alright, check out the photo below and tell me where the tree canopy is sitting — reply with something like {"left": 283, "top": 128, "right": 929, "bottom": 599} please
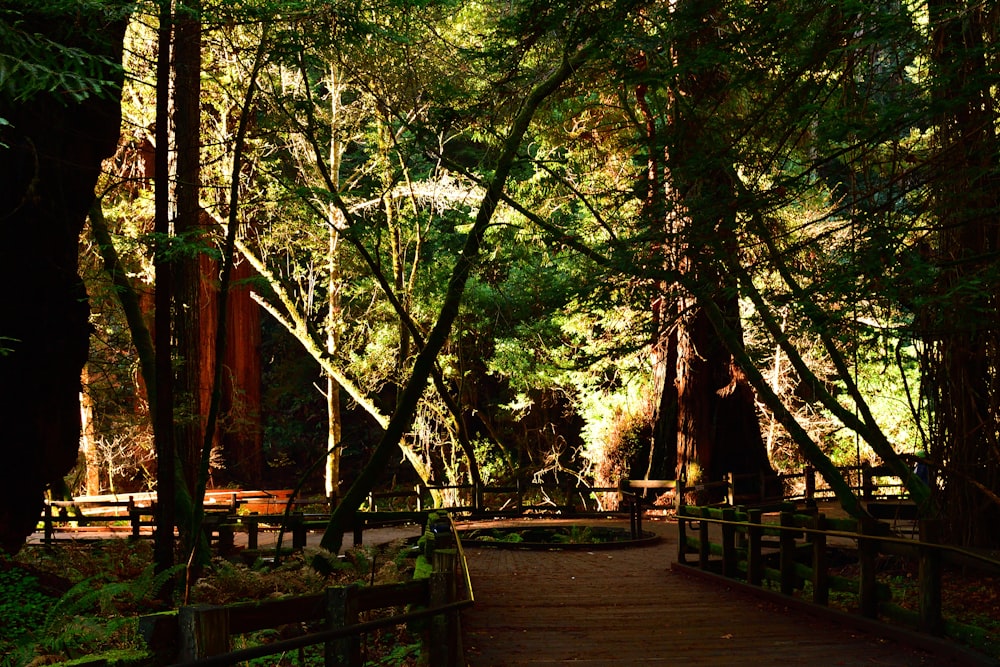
{"left": 2, "top": 0, "right": 999, "bottom": 553}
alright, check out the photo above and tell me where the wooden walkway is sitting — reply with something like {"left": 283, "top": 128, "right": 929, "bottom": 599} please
{"left": 459, "top": 518, "right": 985, "bottom": 666}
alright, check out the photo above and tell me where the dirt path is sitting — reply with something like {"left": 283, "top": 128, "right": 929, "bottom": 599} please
{"left": 459, "top": 517, "right": 985, "bottom": 666}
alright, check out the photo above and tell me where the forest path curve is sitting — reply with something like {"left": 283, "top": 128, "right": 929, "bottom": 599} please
{"left": 458, "top": 517, "right": 982, "bottom": 667}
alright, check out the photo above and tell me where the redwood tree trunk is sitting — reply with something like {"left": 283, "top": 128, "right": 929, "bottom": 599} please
{"left": 924, "top": 0, "right": 1000, "bottom": 548}
{"left": 216, "top": 258, "right": 263, "bottom": 487}
{"left": 0, "top": 8, "right": 127, "bottom": 553}
{"left": 171, "top": 1, "right": 206, "bottom": 500}
{"left": 659, "top": 0, "right": 775, "bottom": 501}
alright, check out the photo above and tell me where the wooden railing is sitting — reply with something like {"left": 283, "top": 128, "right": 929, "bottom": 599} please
{"left": 675, "top": 504, "right": 1000, "bottom": 659}
{"left": 140, "top": 512, "right": 473, "bottom": 667}
{"left": 40, "top": 497, "right": 156, "bottom": 545}
{"left": 36, "top": 464, "right": 918, "bottom": 551}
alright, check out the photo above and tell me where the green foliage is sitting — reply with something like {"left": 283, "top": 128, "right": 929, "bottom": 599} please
{"left": 0, "top": 563, "right": 53, "bottom": 654}
{"left": 412, "top": 554, "right": 432, "bottom": 580}
{"left": 0, "top": 1, "right": 130, "bottom": 110}
{"left": 1, "top": 542, "right": 179, "bottom": 666}
{"left": 36, "top": 564, "right": 180, "bottom": 658}
{"left": 0, "top": 335, "right": 16, "bottom": 356}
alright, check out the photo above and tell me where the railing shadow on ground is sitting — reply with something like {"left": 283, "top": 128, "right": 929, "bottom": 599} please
{"left": 674, "top": 503, "right": 1000, "bottom": 664}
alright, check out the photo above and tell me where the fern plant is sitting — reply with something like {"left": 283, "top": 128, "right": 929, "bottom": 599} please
{"left": 36, "top": 562, "right": 182, "bottom": 659}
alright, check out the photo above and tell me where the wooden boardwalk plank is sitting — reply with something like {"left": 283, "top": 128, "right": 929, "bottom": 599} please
{"left": 460, "top": 519, "right": 981, "bottom": 666}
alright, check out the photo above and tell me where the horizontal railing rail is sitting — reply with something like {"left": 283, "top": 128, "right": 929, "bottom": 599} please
{"left": 141, "top": 511, "right": 473, "bottom": 667}
{"left": 675, "top": 504, "right": 1000, "bottom": 659}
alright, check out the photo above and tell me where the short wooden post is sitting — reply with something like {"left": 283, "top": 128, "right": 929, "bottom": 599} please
{"left": 811, "top": 513, "right": 828, "bottom": 605}
{"left": 326, "top": 585, "right": 361, "bottom": 666}
{"left": 246, "top": 515, "right": 259, "bottom": 550}
{"left": 721, "top": 508, "right": 737, "bottom": 578}
{"left": 858, "top": 518, "right": 879, "bottom": 618}
{"left": 862, "top": 462, "right": 874, "bottom": 501}
{"left": 779, "top": 510, "right": 796, "bottom": 595}
{"left": 677, "top": 506, "right": 688, "bottom": 564}
{"left": 918, "top": 519, "right": 943, "bottom": 635}
{"left": 43, "top": 503, "right": 54, "bottom": 547}
{"left": 804, "top": 466, "right": 816, "bottom": 502}
{"left": 628, "top": 497, "right": 642, "bottom": 539}
{"left": 292, "top": 514, "right": 307, "bottom": 550}
{"left": 429, "top": 549, "right": 459, "bottom": 667}
{"left": 353, "top": 512, "right": 364, "bottom": 547}
{"left": 178, "top": 605, "right": 230, "bottom": 661}
{"left": 128, "top": 499, "right": 141, "bottom": 540}
{"left": 747, "top": 509, "right": 763, "bottom": 586}
{"left": 217, "top": 522, "right": 234, "bottom": 555}
{"left": 726, "top": 472, "right": 736, "bottom": 506}
{"left": 635, "top": 498, "right": 643, "bottom": 536}
{"left": 698, "top": 509, "right": 710, "bottom": 569}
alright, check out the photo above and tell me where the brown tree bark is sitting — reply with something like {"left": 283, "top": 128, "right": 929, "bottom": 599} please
{"left": 216, "top": 258, "right": 263, "bottom": 487}
{"left": 171, "top": 0, "right": 207, "bottom": 501}
{"left": 0, "top": 8, "right": 128, "bottom": 553}
{"left": 658, "top": 0, "right": 775, "bottom": 501}
{"left": 923, "top": 0, "right": 1000, "bottom": 548}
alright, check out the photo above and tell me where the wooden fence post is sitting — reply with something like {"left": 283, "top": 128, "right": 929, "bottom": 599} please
{"left": 178, "top": 605, "right": 230, "bottom": 661}
{"left": 779, "top": 510, "right": 796, "bottom": 595}
{"left": 811, "top": 513, "right": 828, "bottom": 605}
{"left": 289, "top": 514, "right": 305, "bottom": 550}
{"left": 747, "top": 509, "right": 763, "bottom": 586}
{"left": 677, "top": 506, "right": 688, "bottom": 565}
{"left": 726, "top": 472, "right": 736, "bottom": 507}
{"left": 429, "top": 549, "right": 460, "bottom": 667}
{"left": 858, "top": 518, "right": 879, "bottom": 618}
{"left": 246, "top": 515, "right": 259, "bottom": 550}
{"left": 628, "top": 497, "right": 643, "bottom": 539}
{"left": 862, "top": 462, "right": 875, "bottom": 501}
{"left": 697, "top": 508, "right": 710, "bottom": 569}
{"left": 128, "top": 498, "right": 141, "bottom": 540}
{"left": 326, "top": 584, "right": 361, "bottom": 667}
{"left": 43, "top": 503, "right": 53, "bottom": 547}
{"left": 353, "top": 512, "right": 364, "bottom": 547}
{"left": 721, "top": 508, "right": 737, "bottom": 578}
{"left": 918, "top": 519, "right": 943, "bottom": 635}
{"left": 804, "top": 466, "right": 816, "bottom": 502}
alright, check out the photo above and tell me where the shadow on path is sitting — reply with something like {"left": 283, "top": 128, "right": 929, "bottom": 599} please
{"left": 460, "top": 517, "right": 980, "bottom": 666}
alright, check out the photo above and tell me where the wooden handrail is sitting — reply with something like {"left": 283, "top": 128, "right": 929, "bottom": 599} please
{"left": 675, "top": 505, "right": 1000, "bottom": 658}
{"left": 151, "top": 511, "right": 473, "bottom": 667}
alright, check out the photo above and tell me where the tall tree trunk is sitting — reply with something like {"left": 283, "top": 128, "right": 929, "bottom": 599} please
{"left": 171, "top": 0, "right": 207, "bottom": 508}
{"left": 663, "top": 0, "right": 775, "bottom": 501}
{"left": 924, "top": 0, "right": 1000, "bottom": 547}
{"left": 324, "top": 63, "right": 346, "bottom": 503}
{"left": 0, "top": 7, "right": 128, "bottom": 554}
{"left": 80, "top": 366, "right": 102, "bottom": 496}
{"left": 153, "top": 0, "right": 178, "bottom": 576}
{"left": 217, "top": 258, "right": 263, "bottom": 487}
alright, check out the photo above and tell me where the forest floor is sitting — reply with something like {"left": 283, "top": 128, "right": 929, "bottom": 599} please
{"left": 11, "top": 512, "right": 999, "bottom": 665}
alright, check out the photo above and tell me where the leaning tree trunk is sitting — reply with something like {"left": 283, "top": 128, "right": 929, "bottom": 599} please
{"left": 0, "top": 8, "right": 128, "bottom": 554}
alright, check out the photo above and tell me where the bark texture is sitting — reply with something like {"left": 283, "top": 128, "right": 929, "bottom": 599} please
{"left": 0, "top": 9, "right": 127, "bottom": 553}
